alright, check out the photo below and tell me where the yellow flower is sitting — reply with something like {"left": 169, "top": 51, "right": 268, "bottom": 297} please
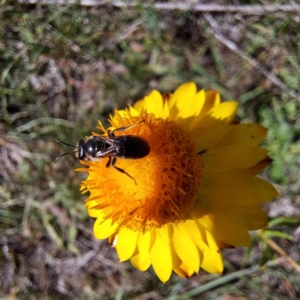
{"left": 77, "top": 82, "right": 278, "bottom": 282}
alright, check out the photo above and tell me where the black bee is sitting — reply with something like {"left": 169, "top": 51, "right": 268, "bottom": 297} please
{"left": 54, "top": 120, "right": 150, "bottom": 184}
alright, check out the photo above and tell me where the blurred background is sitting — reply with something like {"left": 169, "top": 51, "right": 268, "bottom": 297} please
{"left": 1, "top": 1, "right": 300, "bottom": 299}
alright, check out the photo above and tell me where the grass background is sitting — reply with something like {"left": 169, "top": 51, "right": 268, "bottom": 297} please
{"left": 1, "top": 0, "right": 300, "bottom": 299}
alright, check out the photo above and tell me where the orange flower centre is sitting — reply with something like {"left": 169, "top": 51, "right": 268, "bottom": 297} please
{"left": 79, "top": 110, "right": 202, "bottom": 231}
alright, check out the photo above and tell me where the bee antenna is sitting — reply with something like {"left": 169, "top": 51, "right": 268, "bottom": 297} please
{"left": 54, "top": 151, "right": 77, "bottom": 163}
{"left": 54, "top": 139, "right": 77, "bottom": 163}
{"left": 54, "top": 138, "right": 76, "bottom": 148}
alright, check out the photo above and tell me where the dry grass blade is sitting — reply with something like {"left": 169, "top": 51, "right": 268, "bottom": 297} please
{"left": 266, "top": 239, "right": 300, "bottom": 273}
{"left": 19, "top": 1, "right": 300, "bottom": 14}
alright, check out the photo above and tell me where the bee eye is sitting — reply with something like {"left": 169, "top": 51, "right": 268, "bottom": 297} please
{"left": 85, "top": 139, "right": 96, "bottom": 155}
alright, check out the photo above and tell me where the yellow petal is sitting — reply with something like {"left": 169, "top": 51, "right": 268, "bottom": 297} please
{"left": 150, "top": 227, "right": 173, "bottom": 283}
{"left": 188, "top": 219, "right": 223, "bottom": 273}
{"left": 129, "top": 105, "right": 141, "bottom": 117}
{"left": 134, "top": 90, "right": 169, "bottom": 118}
{"left": 86, "top": 199, "right": 103, "bottom": 218}
{"left": 130, "top": 250, "right": 151, "bottom": 271}
{"left": 175, "top": 89, "right": 206, "bottom": 120}
{"left": 191, "top": 119, "right": 231, "bottom": 153}
{"left": 179, "top": 263, "right": 195, "bottom": 278}
{"left": 132, "top": 99, "right": 145, "bottom": 113}
{"left": 130, "top": 231, "right": 152, "bottom": 271}
{"left": 181, "top": 219, "right": 205, "bottom": 255}
{"left": 169, "top": 82, "right": 197, "bottom": 120}
{"left": 188, "top": 89, "right": 221, "bottom": 125}
{"left": 200, "top": 229, "right": 223, "bottom": 273}
{"left": 199, "top": 90, "right": 221, "bottom": 118}
{"left": 138, "top": 231, "right": 151, "bottom": 253}
{"left": 173, "top": 89, "right": 207, "bottom": 131}
{"left": 189, "top": 102, "right": 238, "bottom": 152}
{"left": 192, "top": 89, "right": 206, "bottom": 117}
{"left": 196, "top": 171, "right": 277, "bottom": 246}
{"left": 215, "top": 123, "right": 267, "bottom": 148}
{"left": 190, "top": 101, "right": 237, "bottom": 136}
{"left": 116, "top": 228, "right": 139, "bottom": 261}
{"left": 230, "top": 207, "right": 268, "bottom": 230}
{"left": 209, "top": 101, "right": 238, "bottom": 121}
{"left": 172, "top": 223, "right": 200, "bottom": 273}
{"left": 93, "top": 213, "right": 118, "bottom": 239}
{"left": 202, "top": 145, "right": 268, "bottom": 172}
{"left": 170, "top": 242, "right": 190, "bottom": 278}
{"left": 198, "top": 214, "right": 251, "bottom": 246}
{"left": 243, "top": 156, "right": 273, "bottom": 175}
{"left": 200, "top": 170, "right": 278, "bottom": 207}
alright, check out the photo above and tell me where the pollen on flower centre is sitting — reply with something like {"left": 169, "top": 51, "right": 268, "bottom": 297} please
{"left": 80, "top": 111, "right": 202, "bottom": 231}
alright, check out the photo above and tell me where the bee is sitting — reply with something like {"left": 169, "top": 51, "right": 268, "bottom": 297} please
{"left": 54, "top": 120, "right": 150, "bottom": 184}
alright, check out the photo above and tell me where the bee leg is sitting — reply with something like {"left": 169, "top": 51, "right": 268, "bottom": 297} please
{"left": 108, "top": 120, "right": 145, "bottom": 137}
{"left": 110, "top": 157, "right": 137, "bottom": 185}
{"left": 106, "top": 156, "right": 112, "bottom": 168}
